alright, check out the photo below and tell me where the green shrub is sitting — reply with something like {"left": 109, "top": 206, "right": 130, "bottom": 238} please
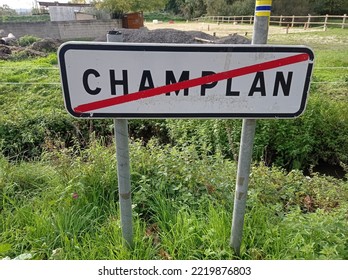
{"left": 1, "top": 32, "right": 348, "bottom": 175}
{"left": 143, "top": 12, "right": 185, "bottom": 22}
{"left": 18, "top": 35, "right": 41, "bottom": 47}
{"left": 1, "top": 141, "right": 348, "bottom": 259}
{"left": 165, "top": 90, "right": 348, "bottom": 171}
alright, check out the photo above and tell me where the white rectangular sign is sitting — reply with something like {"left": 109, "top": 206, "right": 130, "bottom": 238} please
{"left": 58, "top": 42, "right": 314, "bottom": 119}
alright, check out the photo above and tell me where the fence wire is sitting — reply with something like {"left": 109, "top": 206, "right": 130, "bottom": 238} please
{"left": 0, "top": 67, "right": 346, "bottom": 85}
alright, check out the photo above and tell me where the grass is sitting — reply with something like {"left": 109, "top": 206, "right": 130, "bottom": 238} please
{"left": 0, "top": 14, "right": 50, "bottom": 23}
{"left": 0, "top": 27, "right": 348, "bottom": 260}
{"left": 1, "top": 141, "right": 347, "bottom": 259}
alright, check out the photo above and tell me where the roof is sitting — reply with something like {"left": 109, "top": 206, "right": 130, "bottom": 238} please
{"left": 38, "top": 1, "right": 93, "bottom": 7}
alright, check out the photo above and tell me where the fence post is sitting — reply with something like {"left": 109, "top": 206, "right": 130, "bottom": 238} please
{"left": 342, "top": 14, "right": 347, "bottom": 29}
{"left": 279, "top": 15, "right": 282, "bottom": 26}
{"left": 250, "top": 16, "right": 253, "bottom": 25}
{"left": 291, "top": 15, "right": 295, "bottom": 27}
{"left": 306, "top": 14, "right": 311, "bottom": 29}
{"left": 324, "top": 14, "right": 328, "bottom": 31}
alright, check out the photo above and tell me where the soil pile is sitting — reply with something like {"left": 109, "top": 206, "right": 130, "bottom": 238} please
{"left": 1, "top": 28, "right": 250, "bottom": 59}
{"left": 0, "top": 45, "right": 11, "bottom": 59}
{"left": 31, "top": 38, "right": 62, "bottom": 53}
{"left": 99, "top": 27, "right": 251, "bottom": 44}
{"left": 0, "top": 37, "right": 62, "bottom": 60}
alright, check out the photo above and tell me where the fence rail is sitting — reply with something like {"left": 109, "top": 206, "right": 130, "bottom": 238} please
{"left": 195, "top": 14, "right": 347, "bottom": 30}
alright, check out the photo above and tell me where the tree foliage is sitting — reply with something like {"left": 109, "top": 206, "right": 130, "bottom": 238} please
{"left": 230, "top": 0, "right": 255, "bottom": 15}
{"left": 272, "top": 0, "right": 348, "bottom": 15}
{"left": 70, "top": 0, "right": 89, "bottom": 3}
{"left": 205, "top": 0, "right": 231, "bottom": 16}
{"left": 0, "top": 4, "right": 17, "bottom": 16}
{"left": 180, "top": 0, "right": 207, "bottom": 19}
{"left": 272, "top": 0, "right": 311, "bottom": 16}
{"left": 163, "top": 0, "right": 347, "bottom": 18}
{"left": 311, "top": 0, "right": 348, "bottom": 15}
{"left": 91, "top": 0, "right": 347, "bottom": 19}
{"left": 94, "top": 0, "right": 167, "bottom": 17}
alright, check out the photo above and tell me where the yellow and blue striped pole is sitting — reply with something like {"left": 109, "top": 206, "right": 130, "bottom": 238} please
{"left": 230, "top": 0, "right": 273, "bottom": 256}
{"left": 255, "top": 0, "right": 272, "bottom": 17}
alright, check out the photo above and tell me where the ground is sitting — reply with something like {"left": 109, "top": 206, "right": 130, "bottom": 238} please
{"left": 144, "top": 21, "right": 327, "bottom": 37}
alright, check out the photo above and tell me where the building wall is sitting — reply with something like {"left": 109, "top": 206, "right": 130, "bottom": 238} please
{"left": 48, "top": 6, "right": 97, "bottom": 21}
{"left": 76, "top": 13, "right": 96, "bottom": 21}
{"left": 0, "top": 20, "right": 122, "bottom": 40}
{"left": 49, "top": 6, "right": 77, "bottom": 21}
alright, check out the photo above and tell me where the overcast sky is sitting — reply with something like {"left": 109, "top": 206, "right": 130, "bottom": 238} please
{"left": 0, "top": 0, "right": 71, "bottom": 10}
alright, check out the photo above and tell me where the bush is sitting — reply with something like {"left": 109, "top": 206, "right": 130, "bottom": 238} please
{"left": 1, "top": 141, "right": 348, "bottom": 259}
{"left": 166, "top": 91, "right": 348, "bottom": 171}
{"left": 18, "top": 35, "right": 41, "bottom": 47}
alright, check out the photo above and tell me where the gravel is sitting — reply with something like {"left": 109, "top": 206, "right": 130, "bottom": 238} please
{"left": 1, "top": 28, "right": 250, "bottom": 59}
{"left": 97, "top": 27, "right": 251, "bottom": 44}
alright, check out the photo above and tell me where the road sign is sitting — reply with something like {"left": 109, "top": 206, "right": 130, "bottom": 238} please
{"left": 58, "top": 42, "right": 314, "bottom": 119}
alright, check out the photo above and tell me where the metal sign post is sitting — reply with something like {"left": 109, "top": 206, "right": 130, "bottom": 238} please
{"left": 114, "top": 118, "right": 133, "bottom": 247}
{"left": 230, "top": 0, "right": 273, "bottom": 255}
{"left": 107, "top": 31, "right": 133, "bottom": 247}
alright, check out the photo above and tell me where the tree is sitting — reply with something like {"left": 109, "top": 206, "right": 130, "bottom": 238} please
{"left": 165, "top": 0, "right": 184, "bottom": 14}
{"left": 0, "top": 4, "right": 17, "bottom": 16}
{"left": 94, "top": 0, "right": 166, "bottom": 17}
{"left": 133, "top": 0, "right": 168, "bottom": 11}
{"left": 272, "top": 0, "right": 312, "bottom": 16}
{"left": 231, "top": 0, "right": 254, "bottom": 16}
{"left": 311, "top": 0, "right": 348, "bottom": 15}
{"left": 180, "top": 0, "right": 206, "bottom": 19}
{"left": 94, "top": 0, "right": 130, "bottom": 17}
{"left": 271, "top": 0, "right": 348, "bottom": 16}
{"left": 70, "top": 0, "right": 88, "bottom": 3}
{"left": 205, "top": 0, "right": 233, "bottom": 16}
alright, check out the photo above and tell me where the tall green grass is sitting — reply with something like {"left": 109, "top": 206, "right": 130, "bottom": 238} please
{"left": 1, "top": 30, "right": 347, "bottom": 169}
{"left": 1, "top": 141, "right": 348, "bottom": 259}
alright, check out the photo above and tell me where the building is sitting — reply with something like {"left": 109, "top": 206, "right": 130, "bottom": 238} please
{"left": 38, "top": 1, "right": 96, "bottom": 21}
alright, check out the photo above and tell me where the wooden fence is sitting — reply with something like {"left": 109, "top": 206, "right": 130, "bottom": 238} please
{"left": 195, "top": 14, "right": 347, "bottom": 30}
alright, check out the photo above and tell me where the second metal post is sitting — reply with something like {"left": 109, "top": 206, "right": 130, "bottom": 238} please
{"left": 114, "top": 119, "right": 133, "bottom": 247}
{"left": 108, "top": 31, "right": 133, "bottom": 247}
{"left": 230, "top": 3, "right": 271, "bottom": 255}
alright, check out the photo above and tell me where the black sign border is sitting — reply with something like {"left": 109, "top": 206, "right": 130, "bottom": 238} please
{"left": 58, "top": 42, "right": 314, "bottom": 119}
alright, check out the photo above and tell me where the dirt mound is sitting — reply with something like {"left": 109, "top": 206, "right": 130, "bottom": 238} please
{"left": 215, "top": 33, "right": 251, "bottom": 44}
{"left": 98, "top": 28, "right": 251, "bottom": 44}
{"left": 12, "top": 48, "right": 47, "bottom": 59}
{"left": 121, "top": 28, "right": 217, "bottom": 44}
{"left": 0, "top": 45, "right": 11, "bottom": 60}
{"left": 0, "top": 37, "right": 62, "bottom": 60}
{"left": 31, "top": 38, "right": 62, "bottom": 53}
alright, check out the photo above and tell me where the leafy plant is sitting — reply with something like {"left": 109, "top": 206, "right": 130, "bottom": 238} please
{"left": 1, "top": 140, "right": 348, "bottom": 260}
{"left": 18, "top": 35, "right": 41, "bottom": 47}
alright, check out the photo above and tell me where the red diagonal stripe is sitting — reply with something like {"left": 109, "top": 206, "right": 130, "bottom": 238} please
{"left": 74, "top": 53, "right": 309, "bottom": 113}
